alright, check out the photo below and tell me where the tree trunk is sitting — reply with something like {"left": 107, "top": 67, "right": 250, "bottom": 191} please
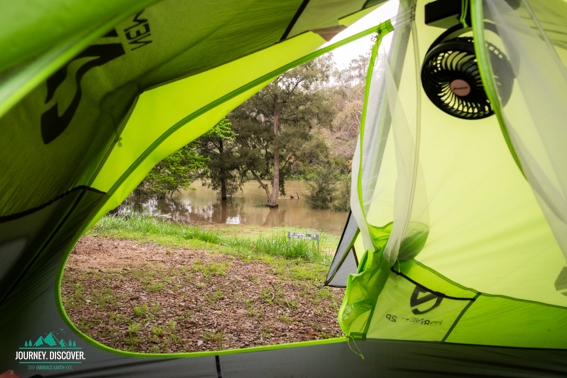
{"left": 220, "top": 179, "right": 227, "bottom": 200}
{"left": 219, "top": 139, "right": 227, "bottom": 200}
{"left": 269, "top": 100, "right": 281, "bottom": 207}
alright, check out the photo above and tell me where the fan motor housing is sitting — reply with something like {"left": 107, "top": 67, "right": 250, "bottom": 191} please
{"left": 450, "top": 79, "right": 471, "bottom": 97}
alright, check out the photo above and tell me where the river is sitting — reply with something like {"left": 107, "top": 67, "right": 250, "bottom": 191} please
{"left": 117, "top": 180, "right": 349, "bottom": 235}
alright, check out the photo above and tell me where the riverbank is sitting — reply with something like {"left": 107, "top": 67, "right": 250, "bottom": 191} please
{"left": 89, "top": 214, "right": 341, "bottom": 260}
{"left": 61, "top": 215, "right": 345, "bottom": 353}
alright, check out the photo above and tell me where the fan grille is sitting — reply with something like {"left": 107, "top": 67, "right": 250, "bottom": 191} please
{"left": 422, "top": 37, "right": 511, "bottom": 120}
{"left": 422, "top": 38, "right": 491, "bottom": 119}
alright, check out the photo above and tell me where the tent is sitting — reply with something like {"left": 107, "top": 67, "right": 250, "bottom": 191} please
{"left": 1, "top": 0, "right": 567, "bottom": 376}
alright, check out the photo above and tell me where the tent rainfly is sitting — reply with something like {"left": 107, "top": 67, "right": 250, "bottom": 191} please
{"left": 2, "top": 0, "right": 567, "bottom": 376}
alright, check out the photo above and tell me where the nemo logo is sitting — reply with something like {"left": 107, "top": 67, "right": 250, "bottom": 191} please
{"left": 410, "top": 285, "right": 443, "bottom": 315}
{"left": 40, "top": 10, "right": 154, "bottom": 144}
{"left": 40, "top": 32, "right": 125, "bottom": 144}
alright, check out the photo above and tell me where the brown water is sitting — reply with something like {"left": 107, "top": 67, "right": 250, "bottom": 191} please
{"left": 118, "top": 180, "right": 349, "bottom": 235}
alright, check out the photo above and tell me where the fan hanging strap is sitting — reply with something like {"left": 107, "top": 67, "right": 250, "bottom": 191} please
{"left": 460, "top": 0, "right": 470, "bottom": 28}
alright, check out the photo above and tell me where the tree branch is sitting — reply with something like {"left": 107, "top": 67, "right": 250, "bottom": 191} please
{"left": 251, "top": 170, "right": 271, "bottom": 201}
{"left": 282, "top": 155, "right": 294, "bottom": 170}
{"left": 283, "top": 79, "right": 303, "bottom": 102}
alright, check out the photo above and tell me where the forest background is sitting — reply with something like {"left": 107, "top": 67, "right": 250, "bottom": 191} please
{"left": 133, "top": 52, "right": 369, "bottom": 212}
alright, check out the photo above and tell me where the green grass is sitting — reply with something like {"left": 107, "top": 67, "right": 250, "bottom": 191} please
{"left": 85, "top": 215, "right": 335, "bottom": 293}
{"left": 146, "top": 282, "right": 166, "bottom": 292}
{"left": 74, "top": 282, "right": 85, "bottom": 301}
{"left": 205, "top": 289, "right": 224, "bottom": 304}
{"left": 92, "top": 214, "right": 221, "bottom": 244}
{"left": 128, "top": 322, "right": 142, "bottom": 334}
{"left": 133, "top": 304, "right": 148, "bottom": 317}
{"left": 279, "top": 315, "right": 293, "bottom": 323}
{"left": 89, "top": 214, "right": 337, "bottom": 264}
{"left": 202, "top": 331, "right": 224, "bottom": 349}
{"left": 191, "top": 260, "right": 231, "bottom": 281}
{"left": 151, "top": 326, "right": 166, "bottom": 337}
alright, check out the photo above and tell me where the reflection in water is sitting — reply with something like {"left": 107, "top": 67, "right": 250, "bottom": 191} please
{"left": 117, "top": 180, "right": 349, "bottom": 235}
{"left": 263, "top": 207, "right": 285, "bottom": 227}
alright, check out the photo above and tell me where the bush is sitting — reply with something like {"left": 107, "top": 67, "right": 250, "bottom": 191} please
{"left": 332, "top": 173, "right": 350, "bottom": 212}
{"left": 305, "top": 164, "right": 337, "bottom": 210}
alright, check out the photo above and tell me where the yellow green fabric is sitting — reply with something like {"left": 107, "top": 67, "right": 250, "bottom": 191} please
{"left": 473, "top": 0, "right": 567, "bottom": 260}
{"left": 338, "top": 0, "right": 567, "bottom": 351}
{"left": 446, "top": 295, "right": 567, "bottom": 348}
{"left": 366, "top": 271, "right": 475, "bottom": 341}
{"left": 339, "top": 247, "right": 390, "bottom": 338}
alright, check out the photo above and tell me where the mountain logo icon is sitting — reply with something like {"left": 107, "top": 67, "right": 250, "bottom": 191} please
{"left": 22, "top": 332, "right": 79, "bottom": 348}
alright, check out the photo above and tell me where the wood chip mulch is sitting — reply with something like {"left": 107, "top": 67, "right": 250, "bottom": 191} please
{"left": 61, "top": 235, "right": 345, "bottom": 354}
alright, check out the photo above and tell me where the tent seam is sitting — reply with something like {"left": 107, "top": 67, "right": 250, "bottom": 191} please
{"left": 390, "top": 267, "right": 477, "bottom": 300}
{"left": 280, "top": 0, "right": 311, "bottom": 41}
{"left": 0, "top": 186, "right": 105, "bottom": 223}
{"left": 441, "top": 292, "right": 480, "bottom": 343}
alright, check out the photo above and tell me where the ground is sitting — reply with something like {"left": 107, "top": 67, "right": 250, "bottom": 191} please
{"left": 61, "top": 235, "right": 345, "bottom": 354}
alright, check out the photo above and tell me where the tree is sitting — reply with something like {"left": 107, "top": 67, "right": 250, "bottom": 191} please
{"left": 332, "top": 170, "right": 351, "bottom": 212}
{"left": 305, "top": 155, "right": 350, "bottom": 211}
{"left": 230, "top": 56, "right": 336, "bottom": 207}
{"left": 305, "top": 163, "right": 337, "bottom": 209}
{"left": 134, "top": 142, "right": 208, "bottom": 199}
{"left": 304, "top": 53, "right": 370, "bottom": 211}
{"left": 324, "top": 53, "right": 370, "bottom": 161}
{"left": 198, "top": 118, "right": 240, "bottom": 200}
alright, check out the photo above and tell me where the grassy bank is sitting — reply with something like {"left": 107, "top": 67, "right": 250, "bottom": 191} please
{"left": 89, "top": 214, "right": 339, "bottom": 264}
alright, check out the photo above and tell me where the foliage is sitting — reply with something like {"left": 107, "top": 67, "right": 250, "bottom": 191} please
{"left": 305, "top": 162, "right": 338, "bottom": 210}
{"left": 131, "top": 53, "right": 369, "bottom": 209}
{"left": 134, "top": 143, "right": 208, "bottom": 199}
{"left": 303, "top": 146, "right": 351, "bottom": 211}
{"left": 197, "top": 118, "right": 241, "bottom": 200}
{"left": 301, "top": 53, "right": 370, "bottom": 211}
{"left": 332, "top": 171, "right": 351, "bottom": 212}
{"left": 230, "top": 55, "right": 336, "bottom": 207}
{"left": 325, "top": 53, "right": 370, "bottom": 161}
{"left": 134, "top": 119, "right": 239, "bottom": 200}
{"left": 334, "top": 53, "right": 369, "bottom": 87}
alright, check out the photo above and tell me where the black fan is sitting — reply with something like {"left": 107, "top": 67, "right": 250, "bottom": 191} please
{"left": 421, "top": 28, "right": 512, "bottom": 120}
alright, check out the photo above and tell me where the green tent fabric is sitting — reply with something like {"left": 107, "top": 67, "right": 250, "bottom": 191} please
{"left": 2, "top": 0, "right": 567, "bottom": 376}
{"left": 338, "top": 0, "right": 567, "bottom": 354}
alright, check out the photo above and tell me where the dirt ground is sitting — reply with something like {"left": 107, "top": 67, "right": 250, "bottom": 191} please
{"left": 61, "top": 235, "right": 345, "bottom": 353}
